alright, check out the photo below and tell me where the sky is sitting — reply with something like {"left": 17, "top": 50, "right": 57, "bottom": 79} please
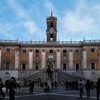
{"left": 0, "top": 0, "right": 100, "bottom": 41}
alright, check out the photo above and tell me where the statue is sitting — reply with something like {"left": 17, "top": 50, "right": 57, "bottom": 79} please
{"left": 46, "top": 63, "right": 52, "bottom": 78}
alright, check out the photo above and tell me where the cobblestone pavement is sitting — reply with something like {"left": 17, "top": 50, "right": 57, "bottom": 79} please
{"left": 4, "top": 87, "right": 97, "bottom": 100}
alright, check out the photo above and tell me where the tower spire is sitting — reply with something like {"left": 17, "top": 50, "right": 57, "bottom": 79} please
{"left": 51, "top": 4, "right": 53, "bottom": 17}
{"left": 51, "top": 11, "right": 53, "bottom": 17}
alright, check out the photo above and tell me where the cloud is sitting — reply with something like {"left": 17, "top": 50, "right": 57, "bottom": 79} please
{"left": 7, "top": 0, "right": 29, "bottom": 20}
{"left": 60, "top": 0, "right": 100, "bottom": 40}
{"left": 7, "top": 0, "right": 42, "bottom": 36}
{"left": 44, "top": 0, "right": 54, "bottom": 12}
{"left": 0, "top": 23, "right": 14, "bottom": 37}
{"left": 44, "top": 0, "right": 57, "bottom": 16}
{"left": 1, "top": 0, "right": 99, "bottom": 41}
{"left": 62, "top": 12, "right": 95, "bottom": 33}
{"left": 23, "top": 21, "right": 39, "bottom": 34}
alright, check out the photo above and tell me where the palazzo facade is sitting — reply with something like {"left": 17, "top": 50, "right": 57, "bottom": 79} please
{"left": 0, "top": 13, "right": 100, "bottom": 82}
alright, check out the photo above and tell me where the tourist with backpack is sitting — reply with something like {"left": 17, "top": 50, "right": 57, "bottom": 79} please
{"left": 8, "top": 77, "right": 17, "bottom": 100}
{"left": 79, "top": 80, "right": 84, "bottom": 98}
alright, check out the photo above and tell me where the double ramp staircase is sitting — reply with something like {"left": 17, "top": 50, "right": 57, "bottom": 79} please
{"left": 21, "top": 70, "right": 86, "bottom": 86}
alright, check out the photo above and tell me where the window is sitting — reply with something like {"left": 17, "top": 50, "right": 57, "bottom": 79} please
{"left": 63, "top": 63, "right": 66, "bottom": 70}
{"left": 50, "top": 34, "right": 53, "bottom": 38}
{"left": 35, "top": 64, "right": 39, "bottom": 70}
{"left": 50, "top": 23, "right": 53, "bottom": 27}
{"left": 36, "top": 50, "right": 39, "bottom": 53}
{"left": 50, "top": 34, "right": 53, "bottom": 41}
{"left": 22, "top": 63, "right": 26, "bottom": 70}
{"left": 23, "top": 49, "right": 26, "bottom": 54}
{"left": 5, "top": 62, "right": 10, "bottom": 69}
{"left": 91, "top": 48, "right": 95, "bottom": 52}
{"left": 91, "top": 62, "right": 95, "bottom": 69}
{"left": 6, "top": 48, "right": 10, "bottom": 53}
{"left": 63, "top": 50, "right": 66, "bottom": 53}
{"left": 76, "top": 63, "right": 79, "bottom": 70}
{"left": 75, "top": 49, "right": 80, "bottom": 54}
{"left": 50, "top": 50, "right": 53, "bottom": 53}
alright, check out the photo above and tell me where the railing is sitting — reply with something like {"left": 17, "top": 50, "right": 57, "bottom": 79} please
{"left": 0, "top": 40, "right": 18, "bottom": 43}
{"left": 20, "top": 41, "right": 47, "bottom": 44}
{"left": 83, "top": 40, "right": 100, "bottom": 43}
{"left": 0, "top": 39, "right": 100, "bottom": 45}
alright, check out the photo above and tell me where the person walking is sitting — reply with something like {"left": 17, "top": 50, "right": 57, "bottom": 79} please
{"left": 31, "top": 81, "right": 34, "bottom": 93}
{"left": 85, "top": 79, "right": 91, "bottom": 98}
{"left": 79, "top": 80, "right": 84, "bottom": 98}
{"left": 96, "top": 78, "right": 100, "bottom": 100}
{"left": 8, "top": 77, "right": 17, "bottom": 100}
{"left": 0, "top": 78, "right": 5, "bottom": 99}
{"left": 5, "top": 79, "right": 10, "bottom": 94}
{"left": 29, "top": 80, "right": 34, "bottom": 93}
{"left": 65, "top": 81, "right": 68, "bottom": 90}
{"left": 44, "top": 82, "right": 49, "bottom": 92}
{"left": 17, "top": 81, "right": 21, "bottom": 90}
{"left": 54, "top": 81, "right": 57, "bottom": 89}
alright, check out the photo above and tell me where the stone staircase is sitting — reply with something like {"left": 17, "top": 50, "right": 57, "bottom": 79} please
{"left": 22, "top": 70, "right": 86, "bottom": 86}
{"left": 57, "top": 70, "right": 78, "bottom": 86}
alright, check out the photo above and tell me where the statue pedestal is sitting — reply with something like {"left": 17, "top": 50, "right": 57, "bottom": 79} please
{"left": 47, "top": 77, "right": 53, "bottom": 89}
{"left": 44, "top": 67, "right": 58, "bottom": 90}
{"left": 48, "top": 79, "right": 51, "bottom": 89}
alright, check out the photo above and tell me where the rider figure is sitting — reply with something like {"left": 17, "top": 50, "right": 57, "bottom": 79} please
{"left": 46, "top": 63, "right": 52, "bottom": 78}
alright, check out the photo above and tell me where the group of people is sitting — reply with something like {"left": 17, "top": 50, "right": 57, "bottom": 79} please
{"left": 0, "top": 77, "right": 100, "bottom": 100}
{"left": 43, "top": 81, "right": 57, "bottom": 92}
{"left": 64, "top": 78, "right": 100, "bottom": 99}
{"left": 79, "top": 78, "right": 100, "bottom": 100}
{"left": 0, "top": 77, "right": 17, "bottom": 100}
{"left": 65, "top": 80, "right": 78, "bottom": 90}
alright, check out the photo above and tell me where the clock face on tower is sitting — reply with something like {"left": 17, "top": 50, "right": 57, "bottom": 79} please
{"left": 49, "top": 28, "right": 54, "bottom": 33}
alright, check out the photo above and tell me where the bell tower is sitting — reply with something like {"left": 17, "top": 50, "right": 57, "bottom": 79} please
{"left": 46, "top": 12, "right": 57, "bottom": 42}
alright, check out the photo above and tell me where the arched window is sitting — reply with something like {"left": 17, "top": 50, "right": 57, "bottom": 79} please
{"left": 50, "top": 34, "right": 53, "bottom": 41}
{"left": 63, "top": 63, "right": 66, "bottom": 70}
{"left": 75, "top": 62, "right": 80, "bottom": 70}
{"left": 35, "top": 63, "right": 39, "bottom": 70}
{"left": 50, "top": 23, "right": 53, "bottom": 27}
{"left": 21, "top": 62, "right": 27, "bottom": 70}
{"left": 90, "top": 62, "right": 95, "bottom": 69}
{"left": 6, "top": 48, "right": 11, "bottom": 53}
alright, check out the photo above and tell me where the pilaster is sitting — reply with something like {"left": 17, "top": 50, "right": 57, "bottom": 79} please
{"left": 29, "top": 49, "right": 33, "bottom": 69}
{"left": 82, "top": 49, "right": 87, "bottom": 69}
{"left": 57, "top": 50, "right": 61, "bottom": 69}
{"left": 42, "top": 50, "right": 46, "bottom": 69}
{"left": 15, "top": 48, "right": 20, "bottom": 69}
{"left": 69, "top": 50, "right": 73, "bottom": 69}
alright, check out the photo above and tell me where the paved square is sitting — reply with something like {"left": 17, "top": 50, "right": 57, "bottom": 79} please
{"left": 4, "top": 87, "right": 97, "bottom": 100}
